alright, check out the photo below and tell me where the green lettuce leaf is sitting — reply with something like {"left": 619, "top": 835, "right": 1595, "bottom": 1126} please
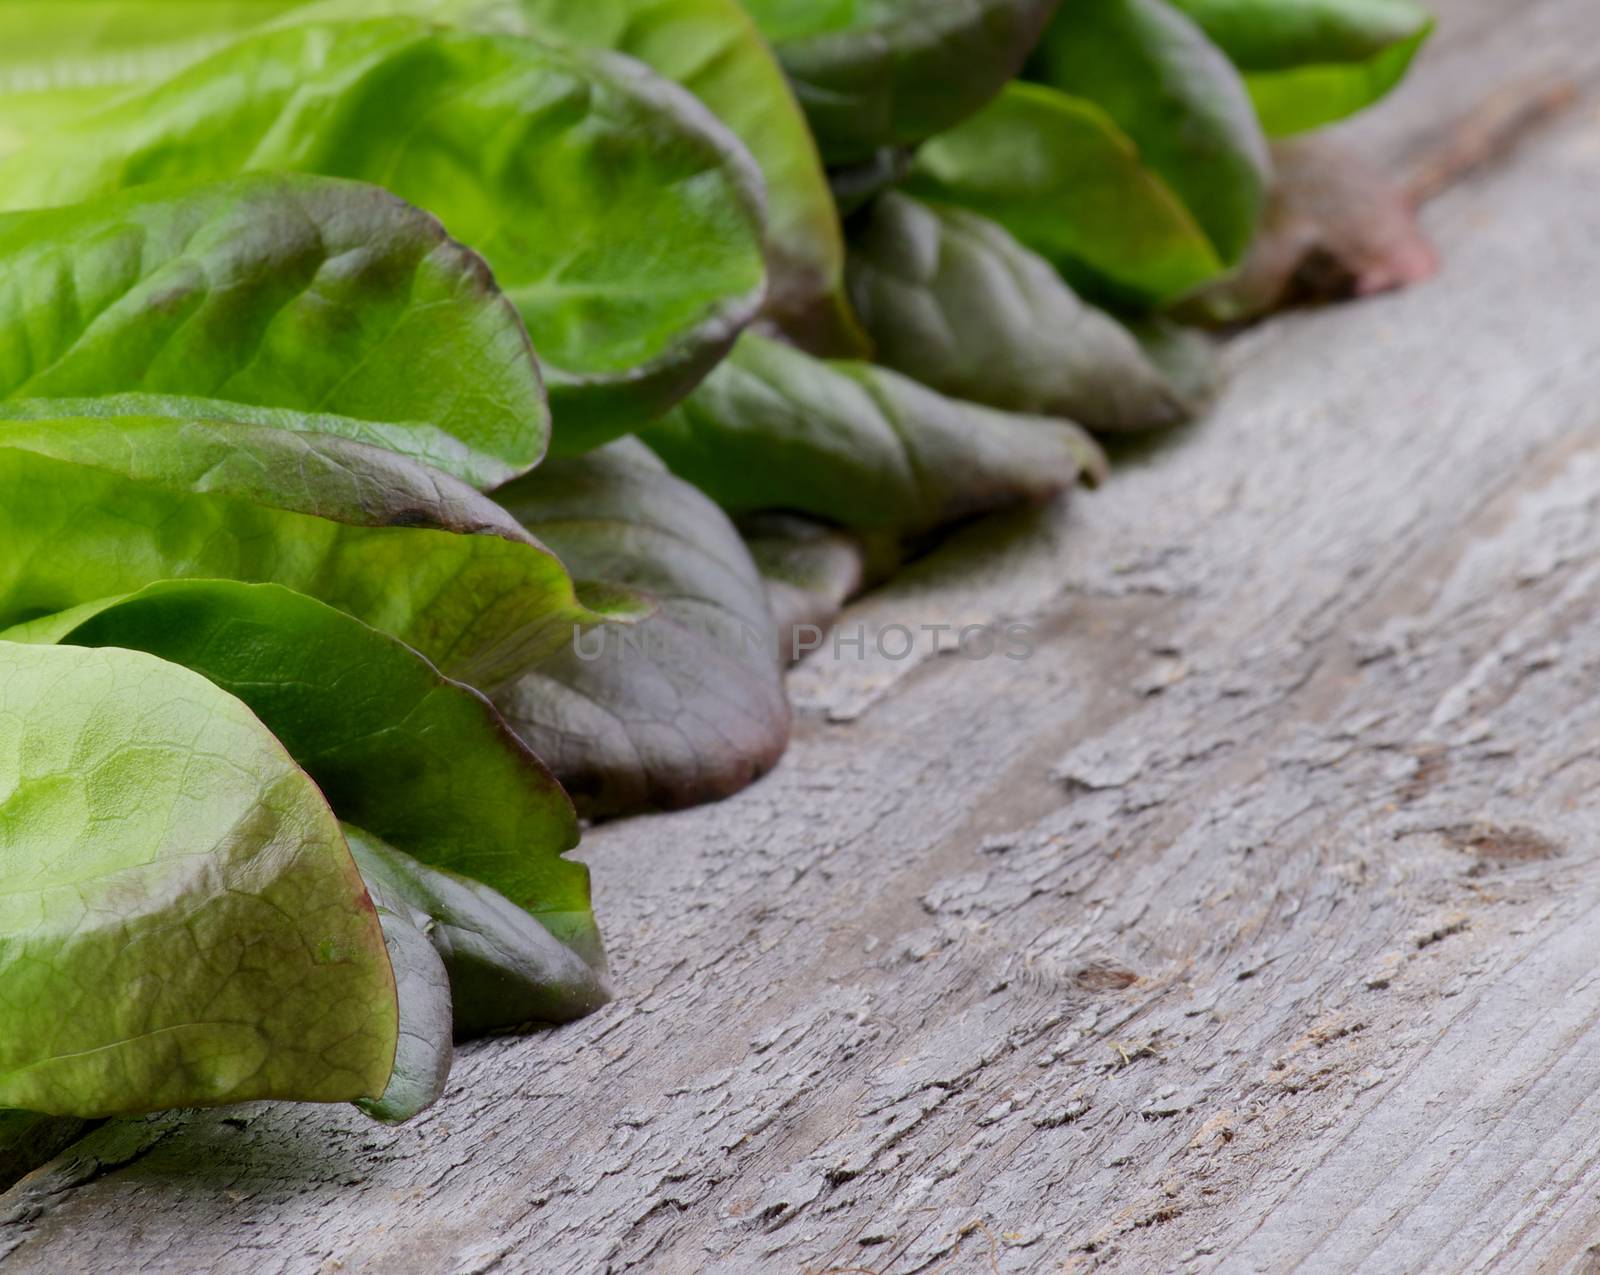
{"left": 353, "top": 851, "right": 455, "bottom": 1123}
{"left": 493, "top": 439, "right": 790, "bottom": 818}
{"left": 0, "top": 0, "right": 857, "bottom": 348}
{"left": 0, "top": 15, "right": 767, "bottom": 450}
{"left": 7, "top": 579, "right": 604, "bottom": 962}
{"left": 0, "top": 392, "right": 519, "bottom": 486}
{"left": 0, "top": 0, "right": 855, "bottom": 353}
{"left": 742, "top": 0, "right": 1062, "bottom": 165}
{"left": 350, "top": 830, "right": 612, "bottom": 1035}
{"left": 9, "top": 579, "right": 611, "bottom": 1106}
{"left": 0, "top": 640, "right": 397, "bottom": 1117}
{"left": 0, "top": 415, "right": 635, "bottom": 691}
{"left": 1125, "top": 316, "right": 1222, "bottom": 418}
{"left": 847, "top": 191, "right": 1209, "bottom": 430}
{"left": 829, "top": 145, "right": 917, "bottom": 216}
{"left": 0, "top": 3, "right": 293, "bottom": 151}
{"left": 506, "top": 0, "right": 867, "bottom": 355}
{"left": 741, "top": 512, "right": 891, "bottom": 659}
{"left": 1168, "top": 0, "right": 1433, "bottom": 135}
{"left": 1029, "top": 0, "right": 1268, "bottom": 265}
{"left": 905, "top": 82, "right": 1225, "bottom": 305}
{"left": 639, "top": 333, "right": 1107, "bottom": 540}
{"left": 0, "top": 174, "right": 547, "bottom": 489}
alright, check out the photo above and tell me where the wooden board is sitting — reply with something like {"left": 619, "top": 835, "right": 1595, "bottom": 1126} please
{"left": 7, "top": 2, "right": 1600, "bottom": 1270}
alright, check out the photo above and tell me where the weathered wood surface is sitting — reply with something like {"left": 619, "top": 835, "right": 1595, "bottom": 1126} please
{"left": 7, "top": 2, "right": 1600, "bottom": 1271}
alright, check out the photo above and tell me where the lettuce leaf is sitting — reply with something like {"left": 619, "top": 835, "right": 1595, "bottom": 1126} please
{"left": 741, "top": 512, "right": 887, "bottom": 659}
{"left": 742, "top": 0, "right": 1061, "bottom": 165}
{"left": 0, "top": 0, "right": 855, "bottom": 355}
{"left": 508, "top": 0, "right": 866, "bottom": 355}
{"left": 0, "top": 415, "right": 636, "bottom": 691}
{"left": 7, "top": 578, "right": 614, "bottom": 1119}
{"left": 494, "top": 439, "right": 790, "bottom": 817}
{"left": 8, "top": 579, "right": 604, "bottom": 961}
{"left": 0, "top": 2, "right": 291, "bottom": 150}
{"left": 0, "top": 174, "right": 547, "bottom": 489}
{"left": 640, "top": 333, "right": 1106, "bottom": 540}
{"left": 905, "top": 82, "right": 1226, "bottom": 306}
{"left": 1029, "top": 0, "right": 1268, "bottom": 265}
{"left": 350, "top": 829, "right": 612, "bottom": 1035}
{"left": 847, "top": 191, "right": 1210, "bottom": 430}
{"left": 0, "top": 16, "right": 767, "bottom": 450}
{"left": 1169, "top": 0, "right": 1433, "bottom": 135}
{"left": 355, "top": 861, "right": 455, "bottom": 1124}
{"left": 0, "top": 640, "right": 398, "bottom": 1117}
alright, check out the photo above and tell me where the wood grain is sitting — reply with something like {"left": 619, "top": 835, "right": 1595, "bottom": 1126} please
{"left": 6, "top": 2, "right": 1600, "bottom": 1271}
